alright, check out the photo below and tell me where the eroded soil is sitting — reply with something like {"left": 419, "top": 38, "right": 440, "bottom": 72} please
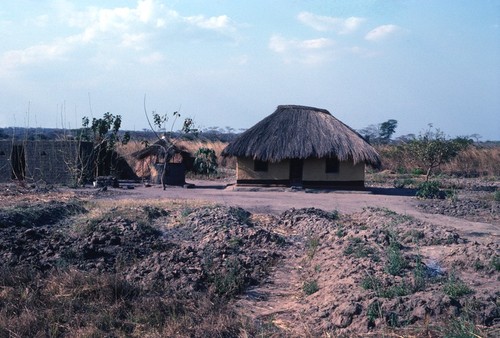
{"left": 0, "top": 181, "right": 498, "bottom": 336}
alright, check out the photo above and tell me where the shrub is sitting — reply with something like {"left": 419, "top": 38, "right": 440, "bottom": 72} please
{"left": 344, "top": 237, "right": 379, "bottom": 261}
{"left": 303, "top": 280, "right": 319, "bottom": 295}
{"left": 393, "top": 178, "right": 415, "bottom": 189}
{"left": 193, "top": 147, "right": 218, "bottom": 175}
{"left": 367, "top": 300, "right": 382, "bottom": 322}
{"left": 490, "top": 256, "right": 500, "bottom": 271}
{"left": 416, "top": 181, "right": 442, "bottom": 199}
{"left": 306, "top": 236, "right": 320, "bottom": 259}
{"left": 412, "top": 168, "right": 425, "bottom": 175}
{"left": 329, "top": 210, "right": 340, "bottom": 220}
{"left": 335, "top": 226, "right": 347, "bottom": 238}
{"left": 403, "top": 126, "right": 470, "bottom": 181}
{"left": 494, "top": 190, "right": 500, "bottom": 202}
{"left": 445, "top": 189, "right": 458, "bottom": 201}
{"left": 212, "top": 258, "right": 246, "bottom": 298}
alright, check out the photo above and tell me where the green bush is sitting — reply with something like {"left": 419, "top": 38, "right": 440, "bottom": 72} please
{"left": 302, "top": 280, "right": 319, "bottom": 295}
{"left": 494, "top": 190, "right": 500, "bottom": 202}
{"left": 490, "top": 256, "right": 500, "bottom": 271}
{"left": 193, "top": 147, "right": 218, "bottom": 175}
{"left": 416, "top": 181, "right": 442, "bottom": 199}
{"left": 393, "top": 178, "right": 415, "bottom": 189}
{"left": 344, "top": 237, "right": 379, "bottom": 261}
{"left": 367, "top": 300, "right": 382, "bottom": 322}
{"left": 411, "top": 168, "right": 425, "bottom": 175}
{"left": 212, "top": 259, "right": 246, "bottom": 297}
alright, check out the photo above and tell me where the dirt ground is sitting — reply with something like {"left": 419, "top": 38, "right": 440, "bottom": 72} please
{"left": 1, "top": 179, "right": 498, "bottom": 336}
{"left": 98, "top": 179, "right": 500, "bottom": 240}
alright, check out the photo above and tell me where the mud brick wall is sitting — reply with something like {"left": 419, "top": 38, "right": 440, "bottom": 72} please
{"left": 0, "top": 141, "right": 12, "bottom": 183}
{"left": 23, "top": 140, "right": 91, "bottom": 184}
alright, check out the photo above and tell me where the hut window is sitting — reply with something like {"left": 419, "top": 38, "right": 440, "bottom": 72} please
{"left": 325, "top": 158, "right": 339, "bottom": 173}
{"left": 40, "top": 151, "right": 47, "bottom": 156}
{"left": 254, "top": 160, "right": 268, "bottom": 172}
{"left": 0, "top": 151, "right": 5, "bottom": 156}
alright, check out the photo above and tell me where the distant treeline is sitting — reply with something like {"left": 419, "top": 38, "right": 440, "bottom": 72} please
{"left": 0, "top": 127, "right": 239, "bottom": 143}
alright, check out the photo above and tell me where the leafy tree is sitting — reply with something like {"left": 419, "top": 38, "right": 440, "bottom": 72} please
{"left": 359, "top": 119, "right": 398, "bottom": 144}
{"left": 379, "top": 119, "right": 398, "bottom": 143}
{"left": 359, "top": 124, "right": 380, "bottom": 143}
{"left": 404, "top": 125, "right": 470, "bottom": 181}
{"left": 143, "top": 96, "right": 198, "bottom": 189}
{"left": 81, "top": 112, "right": 130, "bottom": 177}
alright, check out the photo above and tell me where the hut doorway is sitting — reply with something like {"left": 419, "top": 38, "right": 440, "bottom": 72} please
{"left": 289, "top": 159, "right": 303, "bottom": 186}
{"left": 11, "top": 145, "right": 25, "bottom": 180}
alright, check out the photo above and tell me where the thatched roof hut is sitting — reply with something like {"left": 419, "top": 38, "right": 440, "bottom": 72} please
{"left": 222, "top": 105, "right": 380, "bottom": 167}
{"left": 130, "top": 138, "right": 193, "bottom": 186}
{"left": 131, "top": 138, "right": 191, "bottom": 162}
{"left": 222, "top": 105, "right": 380, "bottom": 188}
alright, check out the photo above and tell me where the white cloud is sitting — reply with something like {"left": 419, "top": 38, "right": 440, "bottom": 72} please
{"left": 33, "top": 14, "right": 50, "bottom": 27}
{"left": 269, "top": 35, "right": 333, "bottom": 53}
{"left": 269, "top": 34, "right": 335, "bottom": 65}
{"left": 185, "top": 14, "right": 233, "bottom": 32}
{"left": 300, "top": 38, "right": 333, "bottom": 49}
{"left": 137, "top": 0, "right": 155, "bottom": 23}
{"left": 365, "top": 24, "right": 400, "bottom": 41}
{"left": 121, "top": 33, "right": 148, "bottom": 49}
{"left": 269, "top": 35, "right": 288, "bottom": 53}
{"left": 139, "top": 52, "right": 165, "bottom": 64}
{"left": 298, "top": 12, "right": 365, "bottom": 34}
{"left": 1, "top": 0, "right": 238, "bottom": 71}
{"left": 1, "top": 40, "right": 71, "bottom": 68}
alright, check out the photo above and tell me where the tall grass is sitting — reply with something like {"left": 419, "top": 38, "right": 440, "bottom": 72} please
{"left": 377, "top": 144, "right": 500, "bottom": 177}
{"left": 0, "top": 267, "right": 246, "bottom": 337}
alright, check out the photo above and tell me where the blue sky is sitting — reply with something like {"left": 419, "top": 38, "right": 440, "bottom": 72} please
{"left": 1, "top": 0, "right": 499, "bottom": 140}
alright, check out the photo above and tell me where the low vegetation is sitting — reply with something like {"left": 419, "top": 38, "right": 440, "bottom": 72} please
{"left": 0, "top": 189, "right": 497, "bottom": 337}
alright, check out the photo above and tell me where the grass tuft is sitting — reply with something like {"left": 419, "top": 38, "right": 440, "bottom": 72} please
{"left": 443, "top": 272, "right": 473, "bottom": 298}
{"left": 303, "top": 280, "right": 319, "bottom": 295}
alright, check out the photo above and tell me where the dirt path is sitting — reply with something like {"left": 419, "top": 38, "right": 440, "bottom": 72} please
{"left": 102, "top": 181, "right": 500, "bottom": 241}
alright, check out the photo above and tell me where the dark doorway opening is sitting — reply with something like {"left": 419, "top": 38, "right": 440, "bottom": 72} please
{"left": 289, "top": 159, "right": 303, "bottom": 186}
{"left": 11, "top": 145, "right": 25, "bottom": 180}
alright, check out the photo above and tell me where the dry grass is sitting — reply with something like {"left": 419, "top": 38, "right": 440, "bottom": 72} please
{"left": 442, "top": 145, "right": 500, "bottom": 177}
{"left": 0, "top": 267, "right": 245, "bottom": 337}
{"left": 376, "top": 144, "right": 500, "bottom": 177}
{"left": 175, "top": 139, "right": 235, "bottom": 168}
{"left": 116, "top": 139, "right": 235, "bottom": 180}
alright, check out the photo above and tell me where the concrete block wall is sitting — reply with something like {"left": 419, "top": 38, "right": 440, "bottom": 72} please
{"left": 0, "top": 140, "right": 93, "bottom": 185}
{"left": 0, "top": 141, "right": 12, "bottom": 183}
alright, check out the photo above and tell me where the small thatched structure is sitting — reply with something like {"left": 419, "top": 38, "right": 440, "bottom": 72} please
{"left": 222, "top": 105, "right": 381, "bottom": 188}
{"left": 131, "top": 138, "right": 193, "bottom": 186}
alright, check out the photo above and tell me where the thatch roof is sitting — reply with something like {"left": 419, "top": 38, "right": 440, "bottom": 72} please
{"left": 222, "top": 105, "right": 381, "bottom": 167}
{"left": 131, "top": 138, "right": 190, "bottom": 162}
